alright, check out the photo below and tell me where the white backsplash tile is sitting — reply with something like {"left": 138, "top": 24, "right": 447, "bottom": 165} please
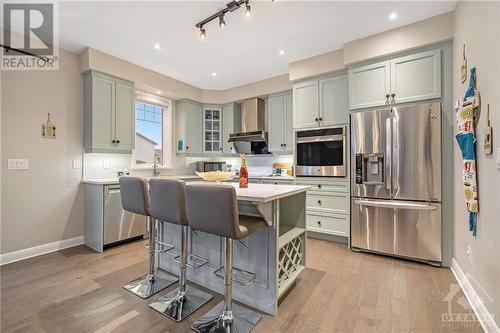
{"left": 83, "top": 153, "right": 131, "bottom": 179}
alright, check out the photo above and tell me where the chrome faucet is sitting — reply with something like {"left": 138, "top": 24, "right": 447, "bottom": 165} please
{"left": 153, "top": 155, "right": 162, "bottom": 177}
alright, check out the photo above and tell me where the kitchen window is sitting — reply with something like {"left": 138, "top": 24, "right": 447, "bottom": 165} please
{"left": 131, "top": 92, "right": 173, "bottom": 169}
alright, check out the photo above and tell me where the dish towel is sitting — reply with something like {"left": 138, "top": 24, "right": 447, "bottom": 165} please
{"left": 454, "top": 67, "right": 480, "bottom": 236}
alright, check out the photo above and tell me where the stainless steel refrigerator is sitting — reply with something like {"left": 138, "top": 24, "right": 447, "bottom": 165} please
{"left": 350, "top": 102, "right": 442, "bottom": 265}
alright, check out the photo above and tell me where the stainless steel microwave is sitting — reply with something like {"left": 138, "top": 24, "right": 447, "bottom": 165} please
{"left": 295, "top": 127, "right": 346, "bottom": 177}
{"left": 196, "top": 161, "right": 226, "bottom": 172}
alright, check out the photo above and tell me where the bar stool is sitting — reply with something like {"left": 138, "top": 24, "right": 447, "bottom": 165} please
{"left": 148, "top": 178, "right": 213, "bottom": 321}
{"left": 186, "top": 184, "right": 266, "bottom": 333}
{"left": 119, "top": 176, "right": 178, "bottom": 298}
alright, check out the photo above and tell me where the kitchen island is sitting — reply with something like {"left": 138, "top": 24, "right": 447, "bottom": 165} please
{"left": 158, "top": 183, "right": 309, "bottom": 316}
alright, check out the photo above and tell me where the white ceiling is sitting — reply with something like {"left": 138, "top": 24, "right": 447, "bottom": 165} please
{"left": 55, "top": 1, "right": 456, "bottom": 90}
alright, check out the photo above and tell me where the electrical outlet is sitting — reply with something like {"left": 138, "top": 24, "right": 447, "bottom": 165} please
{"left": 72, "top": 160, "right": 81, "bottom": 169}
{"left": 7, "top": 159, "right": 29, "bottom": 170}
{"left": 467, "top": 246, "right": 472, "bottom": 265}
{"left": 103, "top": 160, "right": 110, "bottom": 169}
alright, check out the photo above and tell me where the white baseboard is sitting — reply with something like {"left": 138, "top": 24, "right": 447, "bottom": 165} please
{"left": 0, "top": 236, "right": 84, "bottom": 266}
{"left": 451, "top": 258, "right": 500, "bottom": 333}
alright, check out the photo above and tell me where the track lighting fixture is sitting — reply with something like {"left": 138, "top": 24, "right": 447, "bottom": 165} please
{"left": 199, "top": 27, "right": 207, "bottom": 40}
{"left": 219, "top": 14, "right": 226, "bottom": 28}
{"left": 195, "top": 0, "right": 253, "bottom": 40}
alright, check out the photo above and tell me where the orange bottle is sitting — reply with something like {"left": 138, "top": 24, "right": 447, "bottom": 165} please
{"left": 239, "top": 154, "right": 248, "bottom": 188}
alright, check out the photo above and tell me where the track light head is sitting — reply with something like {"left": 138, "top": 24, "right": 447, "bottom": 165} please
{"left": 199, "top": 27, "right": 207, "bottom": 40}
{"left": 219, "top": 14, "right": 226, "bottom": 28}
{"left": 243, "top": 1, "right": 252, "bottom": 19}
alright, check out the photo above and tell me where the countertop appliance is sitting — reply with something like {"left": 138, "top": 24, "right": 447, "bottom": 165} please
{"left": 228, "top": 98, "right": 270, "bottom": 155}
{"left": 196, "top": 161, "right": 226, "bottom": 172}
{"left": 350, "top": 102, "right": 442, "bottom": 265}
{"left": 84, "top": 183, "right": 146, "bottom": 252}
{"left": 295, "top": 126, "right": 346, "bottom": 177}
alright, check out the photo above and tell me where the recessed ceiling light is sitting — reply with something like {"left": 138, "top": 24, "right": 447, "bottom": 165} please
{"left": 156, "top": 90, "right": 162, "bottom": 95}
{"left": 154, "top": 43, "right": 161, "bottom": 50}
{"left": 279, "top": 49, "right": 285, "bottom": 55}
{"left": 389, "top": 11, "right": 397, "bottom": 20}
{"left": 212, "top": 72, "right": 217, "bottom": 77}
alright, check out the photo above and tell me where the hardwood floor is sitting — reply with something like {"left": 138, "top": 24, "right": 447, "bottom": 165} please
{"left": 1, "top": 238, "right": 482, "bottom": 333}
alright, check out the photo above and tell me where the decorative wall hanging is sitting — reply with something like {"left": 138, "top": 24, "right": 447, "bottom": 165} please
{"left": 484, "top": 104, "right": 493, "bottom": 155}
{"left": 461, "top": 44, "right": 468, "bottom": 84}
{"left": 41, "top": 113, "right": 56, "bottom": 139}
{"left": 454, "top": 67, "right": 480, "bottom": 236}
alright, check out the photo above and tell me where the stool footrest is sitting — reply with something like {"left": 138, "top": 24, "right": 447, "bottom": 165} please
{"left": 214, "top": 266, "right": 256, "bottom": 286}
{"left": 145, "top": 241, "right": 175, "bottom": 254}
{"left": 174, "top": 253, "right": 209, "bottom": 269}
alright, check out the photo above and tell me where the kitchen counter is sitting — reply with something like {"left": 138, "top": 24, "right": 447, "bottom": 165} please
{"left": 81, "top": 174, "right": 201, "bottom": 185}
{"left": 158, "top": 183, "right": 308, "bottom": 316}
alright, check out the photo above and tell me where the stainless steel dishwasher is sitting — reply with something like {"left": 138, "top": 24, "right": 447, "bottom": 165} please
{"left": 84, "top": 183, "right": 147, "bottom": 252}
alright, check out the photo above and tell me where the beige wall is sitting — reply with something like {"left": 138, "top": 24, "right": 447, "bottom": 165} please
{"left": 1, "top": 46, "right": 84, "bottom": 253}
{"left": 453, "top": 0, "right": 500, "bottom": 327}
{"left": 289, "top": 49, "right": 344, "bottom": 81}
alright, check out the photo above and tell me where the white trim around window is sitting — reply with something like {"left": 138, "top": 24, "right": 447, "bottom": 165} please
{"left": 131, "top": 91, "right": 173, "bottom": 170}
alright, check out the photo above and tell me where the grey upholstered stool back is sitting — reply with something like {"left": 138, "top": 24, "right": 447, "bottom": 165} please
{"left": 149, "top": 178, "right": 188, "bottom": 226}
{"left": 186, "top": 184, "right": 245, "bottom": 240}
{"left": 119, "top": 176, "right": 150, "bottom": 216}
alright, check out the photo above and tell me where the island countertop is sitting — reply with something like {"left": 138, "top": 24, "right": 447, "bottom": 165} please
{"left": 188, "top": 182, "right": 309, "bottom": 203}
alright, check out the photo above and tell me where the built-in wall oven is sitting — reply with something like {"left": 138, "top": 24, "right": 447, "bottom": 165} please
{"left": 295, "top": 126, "right": 346, "bottom": 177}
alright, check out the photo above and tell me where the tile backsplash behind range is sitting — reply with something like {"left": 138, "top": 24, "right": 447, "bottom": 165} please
{"left": 83, "top": 153, "right": 131, "bottom": 179}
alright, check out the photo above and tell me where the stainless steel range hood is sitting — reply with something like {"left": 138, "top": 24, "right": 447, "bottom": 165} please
{"left": 228, "top": 98, "right": 269, "bottom": 155}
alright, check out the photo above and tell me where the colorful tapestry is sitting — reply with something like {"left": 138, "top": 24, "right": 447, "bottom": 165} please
{"left": 454, "top": 67, "right": 480, "bottom": 236}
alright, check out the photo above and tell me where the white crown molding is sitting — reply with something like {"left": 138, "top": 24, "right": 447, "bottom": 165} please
{"left": 451, "top": 258, "right": 500, "bottom": 333}
{"left": 0, "top": 236, "right": 84, "bottom": 266}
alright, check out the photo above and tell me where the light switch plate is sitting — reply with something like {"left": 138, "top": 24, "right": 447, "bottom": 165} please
{"left": 103, "top": 160, "right": 111, "bottom": 169}
{"left": 8, "top": 159, "right": 29, "bottom": 170}
{"left": 72, "top": 160, "right": 81, "bottom": 169}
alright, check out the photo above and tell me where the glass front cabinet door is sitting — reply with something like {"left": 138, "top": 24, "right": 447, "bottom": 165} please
{"left": 203, "top": 106, "right": 222, "bottom": 154}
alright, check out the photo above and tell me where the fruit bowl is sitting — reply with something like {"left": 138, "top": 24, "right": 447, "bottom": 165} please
{"left": 195, "top": 171, "right": 236, "bottom": 183}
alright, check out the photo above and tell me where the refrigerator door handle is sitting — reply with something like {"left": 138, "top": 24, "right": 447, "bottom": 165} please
{"left": 354, "top": 199, "right": 438, "bottom": 211}
{"left": 385, "top": 116, "right": 392, "bottom": 195}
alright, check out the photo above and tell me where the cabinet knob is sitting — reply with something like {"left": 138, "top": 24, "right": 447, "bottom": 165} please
{"left": 385, "top": 94, "right": 390, "bottom": 100}
{"left": 280, "top": 144, "right": 283, "bottom": 147}
{"left": 317, "top": 221, "right": 322, "bottom": 225}
{"left": 315, "top": 117, "right": 318, "bottom": 121}
{"left": 283, "top": 143, "right": 286, "bottom": 147}
{"left": 112, "top": 139, "right": 116, "bottom": 143}
{"left": 319, "top": 117, "right": 323, "bottom": 121}
{"left": 317, "top": 184, "right": 322, "bottom": 189}
{"left": 116, "top": 139, "right": 120, "bottom": 144}
{"left": 391, "top": 93, "right": 395, "bottom": 98}
{"left": 186, "top": 146, "right": 189, "bottom": 150}
{"left": 317, "top": 200, "right": 322, "bottom": 205}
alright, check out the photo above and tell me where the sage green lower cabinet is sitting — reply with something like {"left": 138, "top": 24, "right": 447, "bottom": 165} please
{"left": 222, "top": 103, "right": 242, "bottom": 155}
{"left": 176, "top": 99, "right": 203, "bottom": 155}
{"left": 296, "top": 178, "right": 350, "bottom": 244}
{"left": 84, "top": 70, "right": 135, "bottom": 154}
{"left": 267, "top": 92, "right": 293, "bottom": 153}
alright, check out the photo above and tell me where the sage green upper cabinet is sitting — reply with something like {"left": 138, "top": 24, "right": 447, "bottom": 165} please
{"left": 203, "top": 105, "right": 223, "bottom": 154}
{"left": 114, "top": 82, "right": 135, "bottom": 152}
{"left": 268, "top": 92, "right": 293, "bottom": 152}
{"left": 348, "top": 49, "right": 442, "bottom": 110}
{"left": 222, "top": 103, "right": 241, "bottom": 155}
{"left": 319, "top": 74, "right": 348, "bottom": 126}
{"left": 84, "top": 71, "right": 135, "bottom": 154}
{"left": 293, "top": 80, "right": 319, "bottom": 129}
{"left": 390, "top": 49, "right": 441, "bottom": 105}
{"left": 349, "top": 61, "right": 391, "bottom": 110}
{"left": 176, "top": 99, "right": 202, "bottom": 155}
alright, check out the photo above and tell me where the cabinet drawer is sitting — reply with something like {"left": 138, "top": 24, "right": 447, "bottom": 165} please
{"left": 306, "top": 213, "right": 348, "bottom": 237}
{"left": 306, "top": 192, "right": 349, "bottom": 214}
{"left": 295, "top": 180, "right": 348, "bottom": 193}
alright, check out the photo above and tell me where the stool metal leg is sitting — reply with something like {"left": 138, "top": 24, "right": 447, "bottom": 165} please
{"left": 123, "top": 217, "right": 178, "bottom": 299}
{"left": 191, "top": 238, "right": 262, "bottom": 333}
{"left": 149, "top": 225, "right": 213, "bottom": 321}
